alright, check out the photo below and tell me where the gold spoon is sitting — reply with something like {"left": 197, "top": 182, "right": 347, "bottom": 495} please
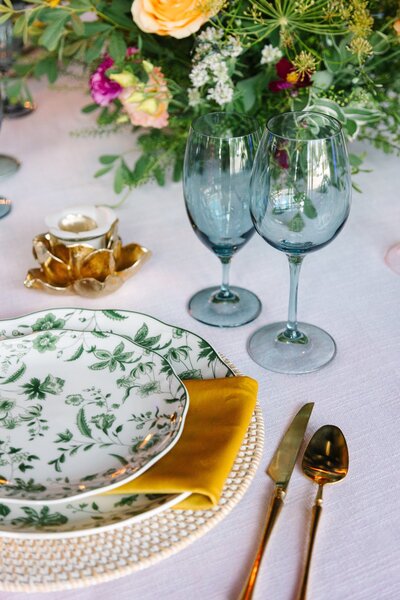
{"left": 297, "top": 425, "right": 349, "bottom": 600}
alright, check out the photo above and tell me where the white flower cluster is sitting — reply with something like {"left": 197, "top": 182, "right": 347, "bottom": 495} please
{"left": 187, "top": 27, "right": 243, "bottom": 107}
{"left": 260, "top": 44, "right": 283, "bottom": 65}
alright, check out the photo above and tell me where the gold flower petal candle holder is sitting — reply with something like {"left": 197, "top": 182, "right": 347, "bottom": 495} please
{"left": 24, "top": 212, "right": 151, "bottom": 298}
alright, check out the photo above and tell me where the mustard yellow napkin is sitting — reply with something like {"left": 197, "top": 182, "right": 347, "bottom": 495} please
{"left": 104, "top": 376, "right": 258, "bottom": 509}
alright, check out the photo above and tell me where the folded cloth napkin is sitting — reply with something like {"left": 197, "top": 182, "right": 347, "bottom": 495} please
{"left": 104, "top": 376, "right": 258, "bottom": 510}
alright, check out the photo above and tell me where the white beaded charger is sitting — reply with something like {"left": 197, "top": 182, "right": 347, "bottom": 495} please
{"left": 0, "top": 362, "right": 264, "bottom": 593}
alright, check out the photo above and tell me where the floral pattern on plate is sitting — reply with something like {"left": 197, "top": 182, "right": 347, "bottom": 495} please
{"left": 0, "top": 308, "right": 233, "bottom": 380}
{"left": 0, "top": 330, "right": 188, "bottom": 503}
{"left": 0, "top": 491, "right": 189, "bottom": 539}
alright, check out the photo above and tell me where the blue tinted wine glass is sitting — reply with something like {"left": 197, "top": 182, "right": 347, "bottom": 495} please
{"left": 249, "top": 111, "right": 351, "bottom": 373}
{"left": 183, "top": 112, "right": 262, "bottom": 327}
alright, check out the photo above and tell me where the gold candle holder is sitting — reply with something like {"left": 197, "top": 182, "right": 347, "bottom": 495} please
{"left": 25, "top": 218, "right": 151, "bottom": 298}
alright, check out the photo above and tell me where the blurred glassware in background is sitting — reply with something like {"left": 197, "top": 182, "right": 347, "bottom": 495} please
{"left": 0, "top": 7, "right": 35, "bottom": 119}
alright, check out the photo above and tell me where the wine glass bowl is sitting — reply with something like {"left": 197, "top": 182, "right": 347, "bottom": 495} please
{"left": 248, "top": 111, "right": 351, "bottom": 373}
{"left": 183, "top": 112, "right": 262, "bottom": 327}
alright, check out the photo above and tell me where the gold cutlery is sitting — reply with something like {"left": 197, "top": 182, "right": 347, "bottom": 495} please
{"left": 297, "top": 425, "right": 349, "bottom": 600}
{"left": 239, "top": 402, "right": 314, "bottom": 600}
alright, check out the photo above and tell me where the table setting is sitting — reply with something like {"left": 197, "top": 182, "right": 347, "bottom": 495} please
{"left": 0, "top": 2, "right": 399, "bottom": 599}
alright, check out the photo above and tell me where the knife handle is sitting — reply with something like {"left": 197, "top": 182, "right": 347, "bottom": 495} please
{"left": 238, "top": 486, "right": 286, "bottom": 600}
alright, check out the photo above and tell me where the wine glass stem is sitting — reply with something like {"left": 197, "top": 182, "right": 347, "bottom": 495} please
{"left": 285, "top": 255, "right": 304, "bottom": 341}
{"left": 213, "top": 257, "right": 237, "bottom": 302}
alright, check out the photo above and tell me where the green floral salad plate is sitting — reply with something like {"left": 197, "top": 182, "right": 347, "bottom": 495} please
{"left": 0, "top": 329, "right": 188, "bottom": 504}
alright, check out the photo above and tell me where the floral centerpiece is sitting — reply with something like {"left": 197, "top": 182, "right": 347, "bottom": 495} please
{"left": 3, "top": 0, "right": 400, "bottom": 197}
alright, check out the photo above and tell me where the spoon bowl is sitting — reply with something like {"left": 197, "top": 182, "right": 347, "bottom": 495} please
{"left": 297, "top": 425, "right": 349, "bottom": 600}
{"left": 302, "top": 425, "right": 349, "bottom": 486}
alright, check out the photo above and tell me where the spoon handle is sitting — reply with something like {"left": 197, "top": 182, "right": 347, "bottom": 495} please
{"left": 238, "top": 486, "right": 285, "bottom": 600}
{"left": 298, "top": 488, "right": 323, "bottom": 600}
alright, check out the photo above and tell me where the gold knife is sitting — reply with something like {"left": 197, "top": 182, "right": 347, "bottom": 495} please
{"left": 239, "top": 402, "right": 314, "bottom": 600}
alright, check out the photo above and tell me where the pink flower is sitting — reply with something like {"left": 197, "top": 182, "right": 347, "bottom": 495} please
{"left": 90, "top": 56, "right": 122, "bottom": 106}
{"left": 120, "top": 66, "right": 170, "bottom": 129}
{"left": 89, "top": 48, "right": 139, "bottom": 106}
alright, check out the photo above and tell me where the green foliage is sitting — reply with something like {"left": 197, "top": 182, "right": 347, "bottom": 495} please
{"left": 5, "top": 0, "right": 399, "bottom": 200}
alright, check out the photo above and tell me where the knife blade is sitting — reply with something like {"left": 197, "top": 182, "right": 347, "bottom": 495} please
{"left": 267, "top": 402, "right": 314, "bottom": 491}
{"left": 239, "top": 402, "right": 314, "bottom": 600}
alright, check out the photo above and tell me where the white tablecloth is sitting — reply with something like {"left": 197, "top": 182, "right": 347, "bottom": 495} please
{"left": 0, "top": 80, "right": 399, "bottom": 600}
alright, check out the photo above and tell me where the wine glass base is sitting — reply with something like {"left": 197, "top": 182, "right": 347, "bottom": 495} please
{"left": 0, "top": 155, "right": 20, "bottom": 179}
{"left": 0, "top": 197, "right": 11, "bottom": 219}
{"left": 385, "top": 243, "right": 400, "bottom": 275}
{"left": 248, "top": 321, "right": 336, "bottom": 374}
{"left": 188, "top": 286, "right": 261, "bottom": 328}
{"left": 4, "top": 101, "right": 36, "bottom": 119}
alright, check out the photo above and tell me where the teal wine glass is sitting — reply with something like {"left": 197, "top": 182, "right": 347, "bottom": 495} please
{"left": 183, "top": 112, "right": 262, "bottom": 327}
{"left": 249, "top": 111, "right": 351, "bottom": 373}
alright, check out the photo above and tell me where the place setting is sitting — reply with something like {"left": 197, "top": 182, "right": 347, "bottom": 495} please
{"left": 0, "top": 107, "right": 353, "bottom": 595}
{"left": 0, "top": 1, "right": 397, "bottom": 596}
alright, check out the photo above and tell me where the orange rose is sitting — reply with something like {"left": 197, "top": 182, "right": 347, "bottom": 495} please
{"left": 394, "top": 19, "right": 400, "bottom": 35}
{"left": 131, "top": 0, "right": 223, "bottom": 39}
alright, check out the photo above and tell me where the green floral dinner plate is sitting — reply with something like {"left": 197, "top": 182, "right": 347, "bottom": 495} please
{"left": 0, "top": 491, "right": 189, "bottom": 540}
{"left": 0, "top": 330, "right": 188, "bottom": 504}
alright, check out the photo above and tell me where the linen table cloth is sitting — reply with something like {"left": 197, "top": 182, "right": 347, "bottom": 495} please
{"left": 0, "top": 80, "right": 398, "bottom": 599}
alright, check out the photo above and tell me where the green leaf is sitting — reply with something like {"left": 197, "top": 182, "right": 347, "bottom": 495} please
{"left": 0, "top": 503, "right": 11, "bottom": 517}
{"left": 323, "top": 47, "right": 343, "bottom": 73}
{"left": 94, "top": 166, "right": 113, "bottom": 178}
{"left": 311, "top": 70, "right": 333, "bottom": 90}
{"left": 310, "top": 98, "right": 345, "bottom": 123}
{"left": 134, "top": 323, "right": 149, "bottom": 343}
{"left": 172, "top": 158, "right": 182, "bottom": 182}
{"left": 85, "top": 34, "right": 107, "bottom": 63}
{"left": 91, "top": 330, "right": 109, "bottom": 338}
{"left": 235, "top": 79, "right": 256, "bottom": 112}
{"left": 39, "top": 14, "right": 69, "bottom": 52}
{"left": 153, "top": 166, "right": 165, "bottom": 186}
{"left": 102, "top": 309, "right": 128, "bottom": 321}
{"left": 1, "top": 363, "right": 26, "bottom": 384}
{"left": 109, "top": 453, "right": 129, "bottom": 466}
{"left": 349, "top": 153, "right": 364, "bottom": 168}
{"left": 345, "top": 119, "right": 358, "bottom": 138}
{"left": 34, "top": 57, "right": 58, "bottom": 84}
{"left": 100, "top": 155, "right": 119, "bottom": 165}
{"left": 76, "top": 408, "right": 92, "bottom": 438}
{"left": 70, "top": 13, "right": 84, "bottom": 36}
{"left": 0, "top": 14, "right": 11, "bottom": 24}
{"left": 303, "top": 196, "right": 317, "bottom": 219}
{"left": 66, "top": 344, "right": 84, "bottom": 362}
{"left": 114, "top": 162, "right": 126, "bottom": 194}
{"left": 13, "top": 14, "right": 26, "bottom": 37}
{"left": 81, "top": 103, "right": 99, "bottom": 114}
{"left": 287, "top": 212, "right": 305, "bottom": 232}
{"left": 109, "top": 31, "right": 127, "bottom": 63}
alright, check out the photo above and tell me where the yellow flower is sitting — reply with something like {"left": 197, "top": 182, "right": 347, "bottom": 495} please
{"left": 47, "top": 0, "right": 61, "bottom": 6}
{"left": 131, "top": 0, "right": 224, "bottom": 39}
{"left": 109, "top": 71, "right": 138, "bottom": 87}
{"left": 293, "top": 51, "right": 318, "bottom": 80}
{"left": 109, "top": 71, "right": 138, "bottom": 88}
